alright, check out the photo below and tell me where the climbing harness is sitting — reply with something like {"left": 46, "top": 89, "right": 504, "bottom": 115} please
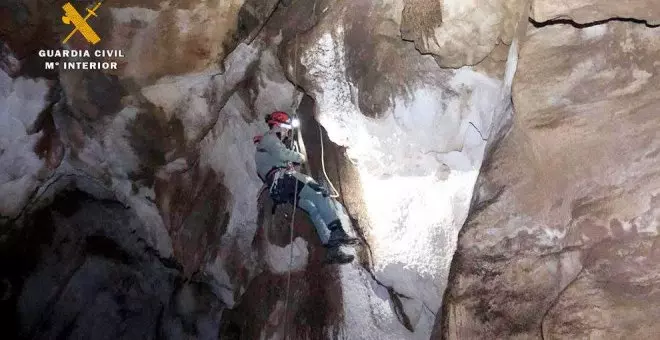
{"left": 269, "top": 169, "right": 285, "bottom": 199}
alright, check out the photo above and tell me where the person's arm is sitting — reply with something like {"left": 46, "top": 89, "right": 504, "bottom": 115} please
{"left": 263, "top": 134, "right": 306, "bottom": 164}
{"left": 275, "top": 139, "right": 306, "bottom": 164}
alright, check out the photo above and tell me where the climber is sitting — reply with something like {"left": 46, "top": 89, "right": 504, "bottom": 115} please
{"left": 254, "top": 111, "right": 359, "bottom": 264}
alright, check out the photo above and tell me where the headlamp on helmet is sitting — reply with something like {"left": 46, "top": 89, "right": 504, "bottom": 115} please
{"left": 266, "top": 111, "right": 292, "bottom": 129}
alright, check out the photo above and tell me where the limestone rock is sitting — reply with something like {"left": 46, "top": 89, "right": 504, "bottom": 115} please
{"left": 104, "top": 0, "right": 250, "bottom": 83}
{"left": 1, "top": 2, "right": 298, "bottom": 337}
{"left": 401, "top": 0, "right": 527, "bottom": 67}
{"left": 0, "top": 61, "right": 53, "bottom": 218}
{"left": 441, "top": 21, "right": 660, "bottom": 339}
{"left": 11, "top": 0, "right": 660, "bottom": 339}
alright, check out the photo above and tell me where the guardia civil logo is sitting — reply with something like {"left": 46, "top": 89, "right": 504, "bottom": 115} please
{"left": 62, "top": 1, "right": 102, "bottom": 45}
{"left": 39, "top": 1, "right": 125, "bottom": 71}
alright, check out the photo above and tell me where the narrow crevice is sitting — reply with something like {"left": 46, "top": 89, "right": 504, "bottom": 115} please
{"left": 349, "top": 216, "right": 415, "bottom": 331}
{"left": 468, "top": 122, "right": 488, "bottom": 142}
{"left": 244, "top": 0, "right": 283, "bottom": 45}
{"left": 292, "top": 78, "right": 415, "bottom": 332}
{"left": 538, "top": 265, "right": 585, "bottom": 340}
{"left": 529, "top": 16, "right": 660, "bottom": 28}
{"left": 317, "top": 126, "right": 416, "bottom": 331}
{"left": 192, "top": 57, "right": 262, "bottom": 148}
{"left": 468, "top": 185, "right": 506, "bottom": 221}
{"left": 538, "top": 238, "right": 612, "bottom": 339}
{"left": 423, "top": 302, "right": 437, "bottom": 317}
{"left": 390, "top": 288, "right": 415, "bottom": 332}
{"left": 138, "top": 236, "right": 185, "bottom": 272}
{"left": 535, "top": 245, "right": 585, "bottom": 261}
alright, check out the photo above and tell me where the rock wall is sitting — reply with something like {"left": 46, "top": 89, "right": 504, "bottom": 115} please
{"left": 440, "top": 7, "right": 660, "bottom": 340}
{"left": 1, "top": 190, "right": 223, "bottom": 339}
{"left": 2, "top": 0, "right": 659, "bottom": 339}
{"left": 218, "top": 191, "right": 344, "bottom": 339}
{"left": 1, "top": 1, "right": 301, "bottom": 338}
{"left": 262, "top": 0, "right": 522, "bottom": 338}
{"left": 401, "top": 0, "right": 527, "bottom": 67}
{"left": 1, "top": 0, "right": 519, "bottom": 338}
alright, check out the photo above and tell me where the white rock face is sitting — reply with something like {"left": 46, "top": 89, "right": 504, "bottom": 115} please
{"left": 299, "top": 18, "right": 520, "bottom": 338}
{"left": 0, "top": 70, "right": 50, "bottom": 217}
{"left": 266, "top": 237, "right": 309, "bottom": 273}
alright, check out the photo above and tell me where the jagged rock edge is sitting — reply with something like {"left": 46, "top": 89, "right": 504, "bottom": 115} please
{"left": 529, "top": 16, "right": 660, "bottom": 28}
{"left": 398, "top": 29, "right": 495, "bottom": 69}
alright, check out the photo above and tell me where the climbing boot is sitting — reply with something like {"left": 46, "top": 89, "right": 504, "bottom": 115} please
{"left": 327, "top": 220, "right": 360, "bottom": 247}
{"left": 325, "top": 246, "right": 354, "bottom": 264}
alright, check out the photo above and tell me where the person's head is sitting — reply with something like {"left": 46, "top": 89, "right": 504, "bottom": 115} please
{"left": 265, "top": 111, "right": 292, "bottom": 140}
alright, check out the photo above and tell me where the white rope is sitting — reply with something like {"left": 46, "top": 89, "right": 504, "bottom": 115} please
{"left": 283, "top": 32, "right": 300, "bottom": 340}
{"left": 282, "top": 175, "right": 297, "bottom": 340}
{"left": 319, "top": 126, "right": 340, "bottom": 198}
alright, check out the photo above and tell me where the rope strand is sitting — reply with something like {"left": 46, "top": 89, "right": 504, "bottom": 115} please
{"left": 282, "top": 176, "right": 298, "bottom": 339}
{"left": 283, "top": 32, "right": 300, "bottom": 340}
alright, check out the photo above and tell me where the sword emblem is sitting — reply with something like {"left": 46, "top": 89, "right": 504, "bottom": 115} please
{"left": 62, "top": 2, "right": 102, "bottom": 45}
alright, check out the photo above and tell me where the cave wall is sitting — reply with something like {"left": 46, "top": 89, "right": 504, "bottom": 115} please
{"left": 0, "top": 190, "right": 225, "bottom": 339}
{"left": 270, "top": 1, "right": 524, "bottom": 337}
{"left": 1, "top": 1, "right": 301, "bottom": 338}
{"left": 2, "top": 0, "right": 659, "bottom": 339}
{"left": 440, "top": 7, "right": 660, "bottom": 340}
{"left": 1, "top": 0, "right": 522, "bottom": 338}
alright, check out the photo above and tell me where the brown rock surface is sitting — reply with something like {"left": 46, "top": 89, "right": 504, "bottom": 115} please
{"left": 441, "top": 21, "right": 660, "bottom": 339}
{"left": 219, "top": 191, "right": 344, "bottom": 339}
{"left": 400, "top": 0, "right": 528, "bottom": 67}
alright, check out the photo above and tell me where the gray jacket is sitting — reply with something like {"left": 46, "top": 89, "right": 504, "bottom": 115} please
{"left": 255, "top": 130, "right": 306, "bottom": 181}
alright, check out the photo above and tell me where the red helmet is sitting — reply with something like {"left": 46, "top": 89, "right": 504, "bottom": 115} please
{"left": 266, "top": 111, "right": 292, "bottom": 128}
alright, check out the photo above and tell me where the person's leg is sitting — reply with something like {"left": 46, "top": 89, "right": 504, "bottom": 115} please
{"left": 291, "top": 173, "right": 338, "bottom": 220}
{"left": 271, "top": 171, "right": 355, "bottom": 264}
{"left": 296, "top": 196, "right": 331, "bottom": 244}
{"left": 269, "top": 171, "right": 328, "bottom": 236}
{"left": 292, "top": 173, "right": 358, "bottom": 247}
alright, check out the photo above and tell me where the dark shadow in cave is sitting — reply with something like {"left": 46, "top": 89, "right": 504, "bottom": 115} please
{"left": 0, "top": 190, "right": 182, "bottom": 340}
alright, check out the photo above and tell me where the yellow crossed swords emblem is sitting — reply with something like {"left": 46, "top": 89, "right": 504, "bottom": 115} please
{"left": 62, "top": 2, "right": 103, "bottom": 45}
